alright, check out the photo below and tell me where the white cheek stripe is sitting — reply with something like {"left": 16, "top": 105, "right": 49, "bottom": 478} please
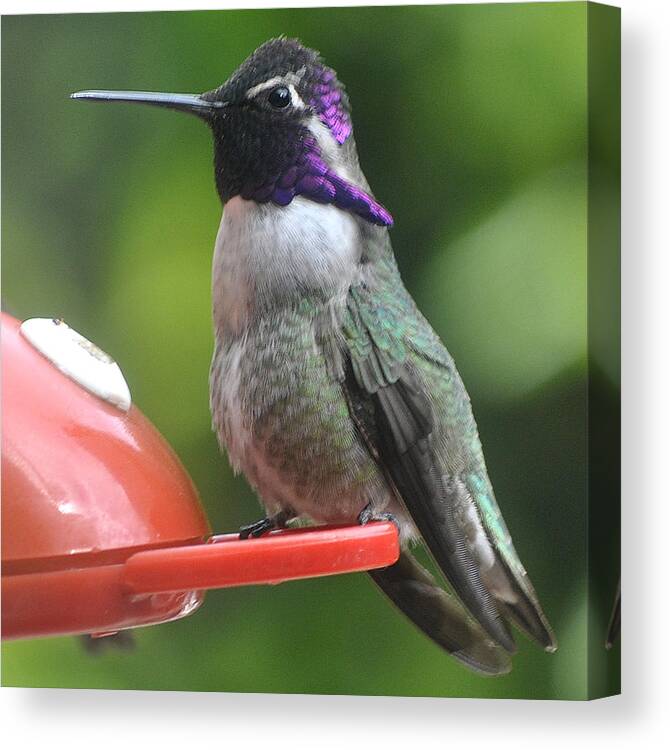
{"left": 244, "top": 75, "right": 307, "bottom": 109}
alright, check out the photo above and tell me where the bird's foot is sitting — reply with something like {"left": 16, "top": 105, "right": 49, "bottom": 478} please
{"left": 239, "top": 510, "right": 292, "bottom": 540}
{"left": 239, "top": 518, "right": 275, "bottom": 539}
{"left": 357, "top": 504, "right": 400, "bottom": 533}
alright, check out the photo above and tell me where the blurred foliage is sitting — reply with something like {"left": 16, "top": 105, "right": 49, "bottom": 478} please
{"left": 1, "top": 3, "right": 619, "bottom": 699}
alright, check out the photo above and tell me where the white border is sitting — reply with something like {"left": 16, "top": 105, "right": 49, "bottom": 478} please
{"left": 2, "top": 0, "right": 669, "bottom": 748}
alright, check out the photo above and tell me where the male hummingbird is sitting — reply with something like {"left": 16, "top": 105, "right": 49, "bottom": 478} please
{"left": 73, "top": 37, "right": 556, "bottom": 674}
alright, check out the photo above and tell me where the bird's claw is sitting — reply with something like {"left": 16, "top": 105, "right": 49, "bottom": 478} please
{"left": 357, "top": 505, "right": 400, "bottom": 533}
{"left": 239, "top": 517, "right": 276, "bottom": 539}
{"left": 239, "top": 510, "right": 293, "bottom": 539}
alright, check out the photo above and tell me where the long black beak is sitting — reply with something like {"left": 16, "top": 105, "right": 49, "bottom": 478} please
{"left": 70, "top": 90, "right": 226, "bottom": 118}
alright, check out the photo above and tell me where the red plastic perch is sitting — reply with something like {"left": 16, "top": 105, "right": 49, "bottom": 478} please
{"left": 1, "top": 312, "right": 399, "bottom": 640}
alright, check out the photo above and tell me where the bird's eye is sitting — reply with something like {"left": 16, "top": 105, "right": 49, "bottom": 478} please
{"left": 268, "top": 86, "right": 291, "bottom": 109}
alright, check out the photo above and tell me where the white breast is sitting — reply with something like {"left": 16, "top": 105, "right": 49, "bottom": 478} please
{"left": 211, "top": 195, "right": 361, "bottom": 336}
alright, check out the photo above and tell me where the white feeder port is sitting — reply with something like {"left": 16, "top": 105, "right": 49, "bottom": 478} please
{"left": 19, "top": 318, "right": 131, "bottom": 412}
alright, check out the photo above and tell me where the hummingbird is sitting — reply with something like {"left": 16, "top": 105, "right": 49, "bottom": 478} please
{"left": 72, "top": 37, "right": 556, "bottom": 674}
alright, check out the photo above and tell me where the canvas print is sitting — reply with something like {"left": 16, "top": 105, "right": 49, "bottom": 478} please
{"left": 1, "top": 2, "right": 620, "bottom": 700}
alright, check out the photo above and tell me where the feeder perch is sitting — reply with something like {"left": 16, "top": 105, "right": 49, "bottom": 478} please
{"left": 1, "top": 312, "right": 399, "bottom": 641}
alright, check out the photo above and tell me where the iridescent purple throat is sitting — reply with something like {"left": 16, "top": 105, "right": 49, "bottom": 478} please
{"left": 237, "top": 66, "right": 392, "bottom": 227}
{"left": 240, "top": 134, "right": 393, "bottom": 227}
{"left": 310, "top": 67, "right": 352, "bottom": 145}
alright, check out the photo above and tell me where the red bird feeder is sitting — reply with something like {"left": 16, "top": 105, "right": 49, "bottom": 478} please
{"left": 1, "top": 312, "right": 399, "bottom": 641}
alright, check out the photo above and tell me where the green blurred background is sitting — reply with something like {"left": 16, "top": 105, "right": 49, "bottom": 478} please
{"left": 1, "top": 2, "right": 620, "bottom": 699}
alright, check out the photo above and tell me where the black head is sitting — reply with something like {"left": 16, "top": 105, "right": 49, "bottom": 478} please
{"left": 205, "top": 38, "right": 353, "bottom": 143}
{"left": 72, "top": 38, "right": 392, "bottom": 226}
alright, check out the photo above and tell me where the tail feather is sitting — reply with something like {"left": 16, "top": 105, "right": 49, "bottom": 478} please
{"left": 494, "top": 556, "right": 557, "bottom": 652}
{"left": 500, "top": 599, "right": 556, "bottom": 652}
{"left": 369, "top": 551, "right": 512, "bottom": 675}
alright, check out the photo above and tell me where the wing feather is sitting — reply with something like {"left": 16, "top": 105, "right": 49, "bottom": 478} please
{"left": 341, "top": 285, "right": 515, "bottom": 652}
{"left": 338, "top": 255, "right": 555, "bottom": 652}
